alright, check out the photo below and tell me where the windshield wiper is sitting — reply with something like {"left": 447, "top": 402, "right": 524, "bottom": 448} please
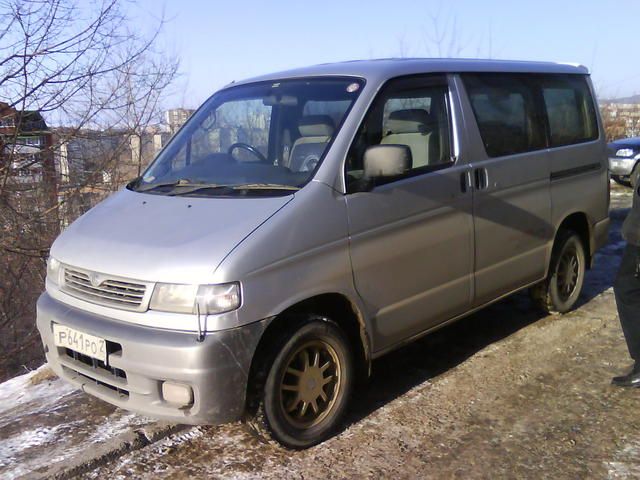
{"left": 231, "top": 183, "right": 300, "bottom": 191}
{"left": 169, "top": 183, "right": 300, "bottom": 196}
{"left": 136, "top": 178, "right": 196, "bottom": 192}
{"left": 167, "top": 183, "right": 236, "bottom": 196}
{"left": 138, "top": 180, "right": 300, "bottom": 196}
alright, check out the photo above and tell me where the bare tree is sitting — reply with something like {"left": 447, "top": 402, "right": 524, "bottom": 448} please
{"left": 0, "top": 0, "right": 179, "bottom": 380}
{"left": 421, "top": 7, "right": 469, "bottom": 58}
{"left": 385, "top": 3, "right": 493, "bottom": 60}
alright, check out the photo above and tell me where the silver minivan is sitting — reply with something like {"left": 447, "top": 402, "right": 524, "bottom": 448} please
{"left": 37, "top": 59, "right": 610, "bottom": 448}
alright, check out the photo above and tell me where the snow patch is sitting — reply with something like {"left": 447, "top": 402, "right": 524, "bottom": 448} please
{"left": 88, "top": 413, "right": 151, "bottom": 444}
{"left": 606, "top": 439, "right": 640, "bottom": 479}
{"left": 0, "top": 424, "right": 63, "bottom": 461}
{"left": 0, "top": 364, "right": 77, "bottom": 417}
{"left": 0, "top": 424, "right": 69, "bottom": 478}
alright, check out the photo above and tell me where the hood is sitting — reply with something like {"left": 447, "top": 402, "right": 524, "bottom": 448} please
{"left": 610, "top": 137, "right": 640, "bottom": 147}
{"left": 51, "top": 188, "right": 293, "bottom": 284}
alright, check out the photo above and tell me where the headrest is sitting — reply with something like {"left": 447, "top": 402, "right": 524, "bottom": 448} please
{"left": 385, "top": 109, "right": 431, "bottom": 134}
{"left": 298, "top": 115, "right": 335, "bottom": 137}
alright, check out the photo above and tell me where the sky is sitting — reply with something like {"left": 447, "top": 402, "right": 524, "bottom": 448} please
{"left": 130, "top": 0, "right": 640, "bottom": 108}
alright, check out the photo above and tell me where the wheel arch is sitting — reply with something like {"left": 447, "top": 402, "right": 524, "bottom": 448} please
{"left": 555, "top": 211, "right": 592, "bottom": 269}
{"left": 244, "top": 292, "right": 370, "bottom": 415}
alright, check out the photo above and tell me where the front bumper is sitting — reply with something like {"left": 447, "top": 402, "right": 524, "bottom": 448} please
{"left": 36, "top": 292, "right": 269, "bottom": 425}
{"left": 608, "top": 157, "right": 636, "bottom": 176}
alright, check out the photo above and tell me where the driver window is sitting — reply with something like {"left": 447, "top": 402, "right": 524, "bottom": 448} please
{"left": 190, "top": 100, "right": 272, "bottom": 164}
{"left": 346, "top": 76, "right": 452, "bottom": 190}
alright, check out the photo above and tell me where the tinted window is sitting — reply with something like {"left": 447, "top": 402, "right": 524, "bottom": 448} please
{"left": 346, "top": 76, "right": 452, "bottom": 190}
{"left": 540, "top": 75, "right": 598, "bottom": 146}
{"left": 462, "top": 74, "right": 545, "bottom": 157}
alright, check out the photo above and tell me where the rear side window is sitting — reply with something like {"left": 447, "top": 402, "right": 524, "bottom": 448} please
{"left": 462, "top": 73, "right": 599, "bottom": 158}
{"left": 462, "top": 74, "right": 545, "bottom": 157}
{"left": 540, "top": 75, "right": 598, "bottom": 147}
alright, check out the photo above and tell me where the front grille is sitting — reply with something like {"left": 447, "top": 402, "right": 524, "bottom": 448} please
{"left": 62, "top": 267, "right": 149, "bottom": 311}
{"left": 61, "top": 364, "right": 130, "bottom": 399}
{"left": 61, "top": 344, "right": 130, "bottom": 398}
{"left": 64, "top": 347, "right": 126, "bottom": 380}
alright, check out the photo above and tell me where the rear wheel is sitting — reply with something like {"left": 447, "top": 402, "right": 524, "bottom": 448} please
{"left": 530, "top": 231, "right": 586, "bottom": 314}
{"left": 257, "top": 318, "right": 353, "bottom": 449}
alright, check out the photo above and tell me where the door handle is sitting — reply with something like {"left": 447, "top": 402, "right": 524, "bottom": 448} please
{"left": 460, "top": 170, "right": 474, "bottom": 193}
{"left": 474, "top": 168, "right": 489, "bottom": 190}
{"left": 460, "top": 171, "right": 468, "bottom": 193}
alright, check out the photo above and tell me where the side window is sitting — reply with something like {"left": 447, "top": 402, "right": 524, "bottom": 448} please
{"left": 540, "top": 75, "right": 598, "bottom": 147}
{"left": 346, "top": 76, "right": 452, "bottom": 190}
{"left": 462, "top": 74, "right": 545, "bottom": 158}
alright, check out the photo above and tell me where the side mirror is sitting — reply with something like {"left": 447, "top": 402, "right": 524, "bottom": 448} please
{"left": 363, "top": 144, "right": 412, "bottom": 179}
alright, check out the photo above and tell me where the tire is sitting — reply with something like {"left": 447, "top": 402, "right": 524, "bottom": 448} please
{"left": 530, "top": 231, "right": 586, "bottom": 314}
{"left": 631, "top": 165, "right": 639, "bottom": 189}
{"left": 611, "top": 175, "right": 630, "bottom": 187}
{"left": 257, "top": 318, "right": 353, "bottom": 449}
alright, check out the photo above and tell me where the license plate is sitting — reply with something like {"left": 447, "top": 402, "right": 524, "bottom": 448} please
{"left": 53, "top": 324, "right": 107, "bottom": 362}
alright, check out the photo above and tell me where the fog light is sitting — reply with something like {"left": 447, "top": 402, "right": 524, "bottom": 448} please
{"left": 162, "top": 382, "right": 193, "bottom": 407}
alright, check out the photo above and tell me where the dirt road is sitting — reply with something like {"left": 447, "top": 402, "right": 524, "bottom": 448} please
{"left": 76, "top": 185, "right": 640, "bottom": 479}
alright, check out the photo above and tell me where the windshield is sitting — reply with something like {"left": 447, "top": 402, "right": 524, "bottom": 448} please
{"left": 132, "top": 77, "right": 364, "bottom": 197}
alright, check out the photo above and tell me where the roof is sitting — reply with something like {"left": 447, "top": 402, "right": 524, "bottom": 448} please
{"left": 19, "top": 111, "right": 48, "bottom": 132}
{"left": 0, "top": 102, "right": 49, "bottom": 133}
{"left": 231, "top": 58, "right": 590, "bottom": 87}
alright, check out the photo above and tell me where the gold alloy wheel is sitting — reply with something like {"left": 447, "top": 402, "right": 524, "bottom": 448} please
{"left": 279, "top": 339, "right": 341, "bottom": 429}
{"left": 557, "top": 244, "right": 580, "bottom": 302}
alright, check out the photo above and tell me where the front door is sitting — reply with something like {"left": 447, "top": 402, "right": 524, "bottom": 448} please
{"left": 345, "top": 75, "right": 474, "bottom": 352}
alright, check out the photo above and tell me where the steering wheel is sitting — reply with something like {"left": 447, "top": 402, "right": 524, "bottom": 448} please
{"left": 299, "top": 154, "right": 320, "bottom": 172}
{"left": 228, "top": 142, "right": 268, "bottom": 163}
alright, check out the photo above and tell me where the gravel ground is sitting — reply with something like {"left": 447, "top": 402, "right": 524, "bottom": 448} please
{"left": 77, "top": 184, "right": 640, "bottom": 479}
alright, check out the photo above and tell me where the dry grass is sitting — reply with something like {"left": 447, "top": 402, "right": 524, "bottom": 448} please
{"left": 29, "top": 365, "right": 57, "bottom": 385}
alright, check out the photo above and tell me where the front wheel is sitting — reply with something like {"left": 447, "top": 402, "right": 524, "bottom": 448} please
{"left": 530, "top": 231, "right": 586, "bottom": 314}
{"left": 611, "top": 175, "right": 630, "bottom": 187}
{"left": 259, "top": 319, "right": 353, "bottom": 449}
{"left": 631, "top": 166, "right": 640, "bottom": 189}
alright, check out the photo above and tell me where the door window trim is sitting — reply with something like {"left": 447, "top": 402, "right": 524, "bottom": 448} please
{"left": 344, "top": 74, "right": 457, "bottom": 194}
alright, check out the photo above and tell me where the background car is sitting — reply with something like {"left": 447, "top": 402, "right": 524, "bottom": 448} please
{"left": 608, "top": 137, "right": 640, "bottom": 187}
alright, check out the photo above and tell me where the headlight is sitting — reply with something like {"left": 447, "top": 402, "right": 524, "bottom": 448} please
{"left": 616, "top": 148, "right": 635, "bottom": 158}
{"left": 196, "top": 283, "right": 241, "bottom": 314}
{"left": 47, "top": 257, "right": 61, "bottom": 285}
{"left": 150, "top": 282, "right": 241, "bottom": 314}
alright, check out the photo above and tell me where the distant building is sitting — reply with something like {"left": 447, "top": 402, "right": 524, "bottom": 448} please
{"left": 55, "top": 125, "right": 170, "bottom": 188}
{"left": 165, "top": 108, "right": 194, "bottom": 134}
{"left": 0, "top": 102, "right": 58, "bottom": 237}
{"left": 601, "top": 100, "right": 640, "bottom": 140}
{"left": 55, "top": 129, "right": 125, "bottom": 185}
{"left": 0, "top": 102, "right": 54, "bottom": 185}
